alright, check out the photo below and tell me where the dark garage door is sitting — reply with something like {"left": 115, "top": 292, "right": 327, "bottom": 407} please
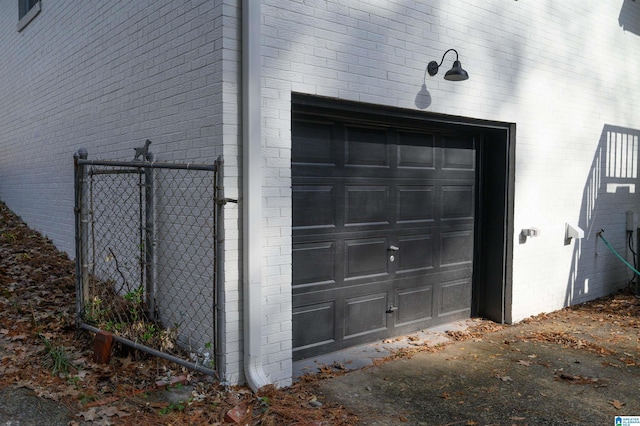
{"left": 292, "top": 109, "right": 478, "bottom": 360}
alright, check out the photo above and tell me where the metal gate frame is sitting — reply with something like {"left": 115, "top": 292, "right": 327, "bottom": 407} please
{"left": 73, "top": 148, "right": 228, "bottom": 376}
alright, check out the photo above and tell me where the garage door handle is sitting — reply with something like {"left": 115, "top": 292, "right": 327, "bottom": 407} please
{"left": 388, "top": 245, "right": 399, "bottom": 252}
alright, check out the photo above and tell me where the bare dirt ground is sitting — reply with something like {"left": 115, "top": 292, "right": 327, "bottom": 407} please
{"left": 2, "top": 199, "right": 640, "bottom": 425}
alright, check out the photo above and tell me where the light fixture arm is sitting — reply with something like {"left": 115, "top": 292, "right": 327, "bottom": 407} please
{"left": 427, "top": 48, "right": 459, "bottom": 76}
{"left": 426, "top": 48, "right": 469, "bottom": 81}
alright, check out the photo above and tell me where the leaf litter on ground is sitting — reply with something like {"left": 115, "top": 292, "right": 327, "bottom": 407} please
{"left": 3, "top": 198, "right": 640, "bottom": 424}
{"left": 0, "top": 201, "right": 359, "bottom": 425}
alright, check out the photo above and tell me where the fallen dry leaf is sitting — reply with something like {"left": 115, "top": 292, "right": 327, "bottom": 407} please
{"left": 609, "top": 399, "right": 625, "bottom": 409}
{"left": 517, "top": 360, "right": 532, "bottom": 366}
{"left": 77, "top": 407, "right": 98, "bottom": 422}
{"left": 554, "top": 372, "right": 599, "bottom": 385}
{"left": 8, "top": 334, "right": 27, "bottom": 341}
{"left": 98, "top": 406, "right": 131, "bottom": 418}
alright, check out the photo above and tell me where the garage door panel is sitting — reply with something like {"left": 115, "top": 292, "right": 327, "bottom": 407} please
{"left": 397, "top": 185, "right": 435, "bottom": 223}
{"left": 397, "top": 132, "right": 436, "bottom": 169}
{"left": 292, "top": 121, "right": 336, "bottom": 166}
{"left": 395, "top": 285, "right": 433, "bottom": 325}
{"left": 440, "top": 278, "right": 472, "bottom": 316}
{"left": 344, "top": 237, "right": 389, "bottom": 280}
{"left": 295, "top": 167, "right": 455, "bottom": 180}
{"left": 292, "top": 301, "right": 336, "bottom": 351}
{"left": 442, "top": 137, "right": 475, "bottom": 170}
{"left": 441, "top": 230, "right": 474, "bottom": 266}
{"left": 345, "top": 126, "right": 389, "bottom": 167}
{"left": 292, "top": 241, "right": 336, "bottom": 289}
{"left": 345, "top": 185, "right": 390, "bottom": 225}
{"left": 293, "top": 111, "right": 477, "bottom": 360}
{"left": 344, "top": 292, "right": 388, "bottom": 338}
{"left": 396, "top": 234, "right": 434, "bottom": 273}
{"left": 442, "top": 185, "right": 475, "bottom": 220}
{"left": 292, "top": 184, "right": 336, "bottom": 228}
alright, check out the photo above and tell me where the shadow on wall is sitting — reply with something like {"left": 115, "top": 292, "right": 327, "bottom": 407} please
{"left": 415, "top": 63, "right": 433, "bottom": 109}
{"left": 619, "top": 0, "right": 640, "bottom": 35}
{"left": 415, "top": 82, "right": 432, "bottom": 109}
{"left": 565, "top": 125, "right": 640, "bottom": 306}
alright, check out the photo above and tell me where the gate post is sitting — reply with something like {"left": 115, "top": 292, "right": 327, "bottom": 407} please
{"left": 74, "top": 148, "right": 90, "bottom": 324}
{"left": 637, "top": 228, "right": 640, "bottom": 297}
{"left": 214, "top": 156, "right": 225, "bottom": 379}
{"left": 144, "top": 152, "right": 156, "bottom": 318}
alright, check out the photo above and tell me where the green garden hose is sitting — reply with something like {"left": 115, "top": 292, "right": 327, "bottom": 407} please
{"left": 597, "top": 230, "right": 640, "bottom": 276}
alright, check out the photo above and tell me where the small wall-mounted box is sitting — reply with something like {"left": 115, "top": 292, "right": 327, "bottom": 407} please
{"left": 565, "top": 223, "right": 584, "bottom": 244}
{"left": 521, "top": 228, "right": 539, "bottom": 238}
{"left": 627, "top": 211, "right": 635, "bottom": 232}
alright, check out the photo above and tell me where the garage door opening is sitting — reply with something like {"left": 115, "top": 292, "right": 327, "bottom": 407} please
{"left": 291, "top": 95, "right": 514, "bottom": 361}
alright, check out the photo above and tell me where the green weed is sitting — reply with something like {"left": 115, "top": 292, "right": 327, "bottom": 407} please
{"left": 16, "top": 252, "right": 31, "bottom": 261}
{"left": 124, "top": 286, "right": 144, "bottom": 321}
{"left": 1, "top": 232, "right": 17, "bottom": 241}
{"left": 158, "top": 401, "right": 186, "bottom": 415}
{"left": 41, "top": 336, "right": 71, "bottom": 377}
{"left": 142, "top": 323, "right": 159, "bottom": 343}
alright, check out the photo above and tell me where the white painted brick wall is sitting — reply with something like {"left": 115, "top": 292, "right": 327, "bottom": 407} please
{"left": 261, "top": 0, "right": 640, "bottom": 337}
{"left": 0, "top": 0, "right": 249, "bottom": 385}
{"left": 0, "top": 0, "right": 226, "bottom": 250}
{"left": 2, "top": 0, "right": 640, "bottom": 387}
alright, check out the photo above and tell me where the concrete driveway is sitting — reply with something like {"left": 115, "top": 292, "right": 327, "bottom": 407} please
{"left": 308, "top": 293, "right": 640, "bottom": 425}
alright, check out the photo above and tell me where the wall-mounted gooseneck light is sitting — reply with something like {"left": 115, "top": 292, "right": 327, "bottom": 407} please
{"left": 427, "top": 49, "right": 469, "bottom": 81}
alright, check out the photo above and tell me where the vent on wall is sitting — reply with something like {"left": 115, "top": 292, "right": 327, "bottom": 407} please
{"left": 17, "top": 0, "right": 41, "bottom": 32}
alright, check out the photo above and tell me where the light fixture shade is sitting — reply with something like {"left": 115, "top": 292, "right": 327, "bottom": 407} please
{"left": 444, "top": 60, "right": 469, "bottom": 81}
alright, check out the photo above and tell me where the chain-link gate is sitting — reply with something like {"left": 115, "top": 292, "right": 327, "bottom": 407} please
{"left": 73, "top": 148, "right": 226, "bottom": 376}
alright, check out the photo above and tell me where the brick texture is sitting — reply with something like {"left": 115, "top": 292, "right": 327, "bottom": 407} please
{"left": 260, "top": 0, "right": 640, "bottom": 328}
{"left": 1, "top": 0, "right": 640, "bottom": 386}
